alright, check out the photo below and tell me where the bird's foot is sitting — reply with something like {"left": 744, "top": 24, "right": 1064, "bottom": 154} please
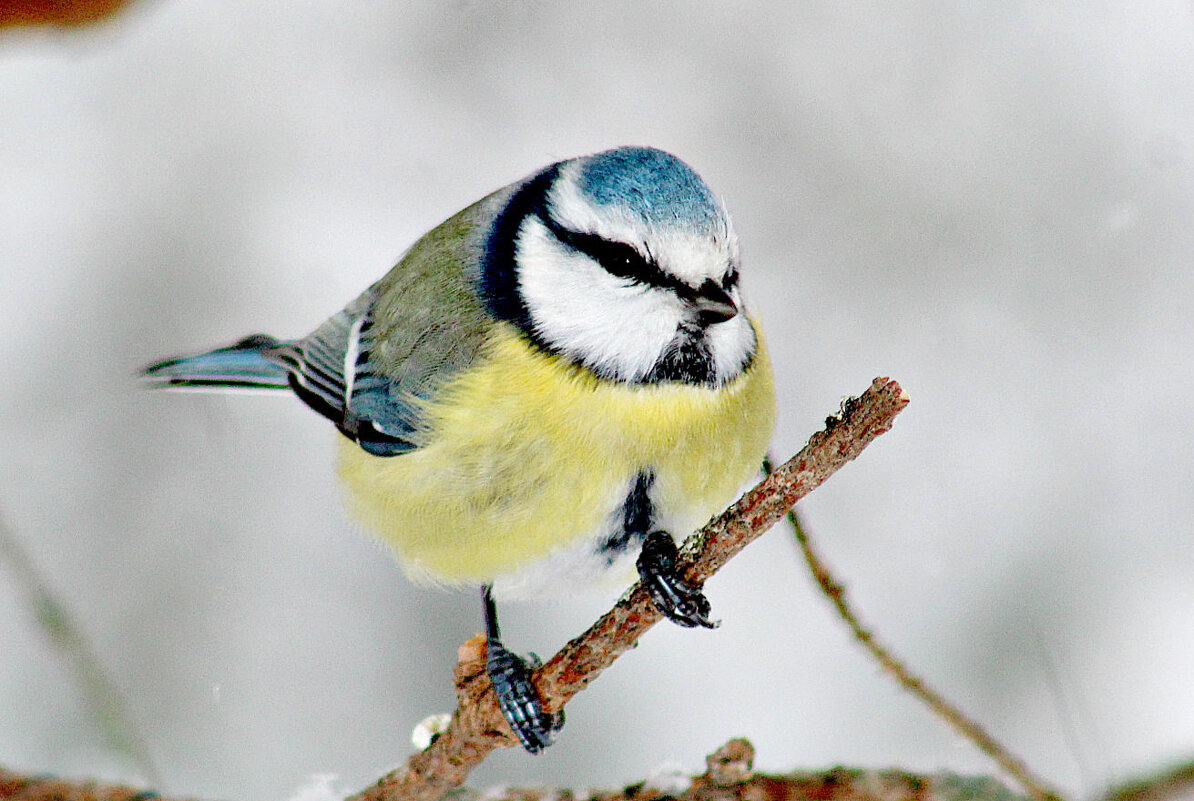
{"left": 637, "top": 530, "right": 719, "bottom": 629}
{"left": 486, "top": 640, "right": 564, "bottom": 754}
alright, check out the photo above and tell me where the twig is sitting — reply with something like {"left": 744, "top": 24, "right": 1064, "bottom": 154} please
{"left": 0, "top": 768, "right": 167, "bottom": 801}
{"left": 0, "top": 508, "right": 160, "bottom": 786}
{"left": 350, "top": 376, "right": 910, "bottom": 801}
{"left": 1100, "top": 760, "right": 1194, "bottom": 801}
{"left": 0, "top": 736, "right": 1030, "bottom": 801}
{"left": 775, "top": 498, "right": 1063, "bottom": 801}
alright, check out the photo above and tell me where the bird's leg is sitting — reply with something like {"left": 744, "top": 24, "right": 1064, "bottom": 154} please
{"left": 481, "top": 584, "right": 563, "bottom": 753}
{"left": 636, "top": 530, "right": 718, "bottom": 629}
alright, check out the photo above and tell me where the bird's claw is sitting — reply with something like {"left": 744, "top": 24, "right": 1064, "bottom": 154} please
{"left": 486, "top": 640, "right": 563, "bottom": 753}
{"left": 637, "top": 530, "right": 719, "bottom": 629}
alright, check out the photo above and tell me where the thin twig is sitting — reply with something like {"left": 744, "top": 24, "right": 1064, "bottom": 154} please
{"left": 0, "top": 508, "right": 160, "bottom": 786}
{"left": 349, "top": 376, "right": 910, "bottom": 801}
{"left": 772, "top": 494, "right": 1063, "bottom": 801}
{"left": 0, "top": 736, "right": 1031, "bottom": 801}
{"left": 1100, "top": 760, "right": 1194, "bottom": 801}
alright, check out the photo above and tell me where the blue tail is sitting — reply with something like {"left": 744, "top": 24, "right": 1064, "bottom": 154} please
{"left": 142, "top": 334, "right": 291, "bottom": 391}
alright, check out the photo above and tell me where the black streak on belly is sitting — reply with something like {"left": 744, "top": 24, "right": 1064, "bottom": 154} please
{"left": 599, "top": 470, "right": 655, "bottom": 563}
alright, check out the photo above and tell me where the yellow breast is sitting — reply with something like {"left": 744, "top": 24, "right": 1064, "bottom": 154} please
{"left": 337, "top": 322, "right": 775, "bottom": 586}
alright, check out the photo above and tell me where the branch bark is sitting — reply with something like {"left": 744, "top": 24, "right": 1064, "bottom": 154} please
{"left": 0, "top": 377, "right": 909, "bottom": 801}
{"left": 0, "top": 375, "right": 1185, "bottom": 801}
{"left": 1, "top": 737, "right": 1030, "bottom": 801}
{"left": 352, "top": 376, "right": 909, "bottom": 801}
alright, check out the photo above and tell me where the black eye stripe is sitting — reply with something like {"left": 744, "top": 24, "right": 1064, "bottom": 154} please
{"left": 535, "top": 210, "right": 691, "bottom": 297}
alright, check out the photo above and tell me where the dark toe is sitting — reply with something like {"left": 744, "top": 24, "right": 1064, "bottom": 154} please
{"left": 637, "top": 531, "right": 719, "bottom": 629}
{"left": 486, "top": 640, "right": 560, "bottom": 753}
{"left": 647, "top": 576, "right": 718, "bottom": 628}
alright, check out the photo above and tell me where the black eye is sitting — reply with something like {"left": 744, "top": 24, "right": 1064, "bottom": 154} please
{"left": 722, "top": 267, "right": 739, "bottom": 289}
{"left": 536, "top": 210, "right": 680, "bottom": 291}
{"left": 591, "top": 240, "right": 653, "bottom": 283}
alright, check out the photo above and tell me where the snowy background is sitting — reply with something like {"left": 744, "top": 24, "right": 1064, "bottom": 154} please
{"left": 2, "top": 2, "right": 1193, "bottom": 798}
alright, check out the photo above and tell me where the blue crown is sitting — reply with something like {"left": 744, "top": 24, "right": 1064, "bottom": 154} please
{"left": 576, "top": 147, "right": 722, "bottom": 229}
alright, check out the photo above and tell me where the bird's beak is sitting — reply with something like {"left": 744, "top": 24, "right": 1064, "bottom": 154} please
{"left": 692, "top": 280, "right": 738, "bottom": 326}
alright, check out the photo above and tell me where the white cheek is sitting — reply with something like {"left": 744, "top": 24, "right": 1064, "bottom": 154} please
{"left": 706, "top": 312, "right": 756, "bottom": 383}
{"left": 516, "top": 222, "right": 681, "bottom": 381}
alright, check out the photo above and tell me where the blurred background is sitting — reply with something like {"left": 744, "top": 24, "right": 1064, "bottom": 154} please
{"left": 2, "top": 1, "right": 1193, "bottom": 798}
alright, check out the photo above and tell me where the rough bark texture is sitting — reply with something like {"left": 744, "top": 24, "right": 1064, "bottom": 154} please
{"left": 352, "top": 377, "right": 909, "bottom": 801}
{"left": 4, "top": 745, "right": 1193, "bottom": 801}
{"left": 1, "top": 378, "right": 911, "bottom": 801}
{"left": 0, "top": 737, "right": 1031, "bottom": 801}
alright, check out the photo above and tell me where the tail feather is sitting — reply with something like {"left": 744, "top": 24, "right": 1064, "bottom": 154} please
{"left": 142, "top": 334, "right": 291, "bottom": 391}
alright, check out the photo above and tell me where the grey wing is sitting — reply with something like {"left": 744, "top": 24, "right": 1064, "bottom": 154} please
{"left": 268, "top": 285, "right": 432, "bottom": 456}
{"left": 265, "top": 194, "right": 500, "bottom": 456}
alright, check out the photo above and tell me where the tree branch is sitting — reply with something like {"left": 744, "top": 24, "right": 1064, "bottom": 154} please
{"left": 782, "top": 506, "right": 1063, "bottom": 801}
{"left": 2, "top": 737, "right": 1033, "bottom": 801}
{"left": 0, "top": 374, "right": 1185, "bottom": 801}
{"left": 351, "top": 376, "right": 909, "bottom": 801}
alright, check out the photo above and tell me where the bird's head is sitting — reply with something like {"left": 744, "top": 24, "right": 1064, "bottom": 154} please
{"left": 484, "top": 146, "right": 756, "bottom": 386}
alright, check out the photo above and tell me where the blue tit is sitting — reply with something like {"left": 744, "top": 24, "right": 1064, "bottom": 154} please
{"left": 144, "top": 146, "right": 776, "bottom": 753}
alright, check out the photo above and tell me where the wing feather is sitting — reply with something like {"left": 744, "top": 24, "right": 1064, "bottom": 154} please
{"left": 146, "top": 191, "right": 508, "bottom": 458}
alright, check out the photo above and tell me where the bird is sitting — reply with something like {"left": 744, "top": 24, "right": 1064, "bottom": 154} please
{"left": 143, "top": 146, "right": 777, "bottom": 753}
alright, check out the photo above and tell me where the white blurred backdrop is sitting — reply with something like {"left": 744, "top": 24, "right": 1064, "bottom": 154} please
{"left": 2, "top": 2, "right": 1193, "bottom": 798}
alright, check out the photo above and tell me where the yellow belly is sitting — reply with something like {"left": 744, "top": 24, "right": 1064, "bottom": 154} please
{"left": 337, "top": 322, "right": 775, "bottom": 587}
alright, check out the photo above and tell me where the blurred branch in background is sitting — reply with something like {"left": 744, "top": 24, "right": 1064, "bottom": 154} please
{"left": 0, "top": 508, "right": 159, "bottom": 786}
{"left": 776, "top": 496, "right": 1061, "bottom": 801}
{"left": 1101, "top": 762, "right": 1194, "bottom": 801}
